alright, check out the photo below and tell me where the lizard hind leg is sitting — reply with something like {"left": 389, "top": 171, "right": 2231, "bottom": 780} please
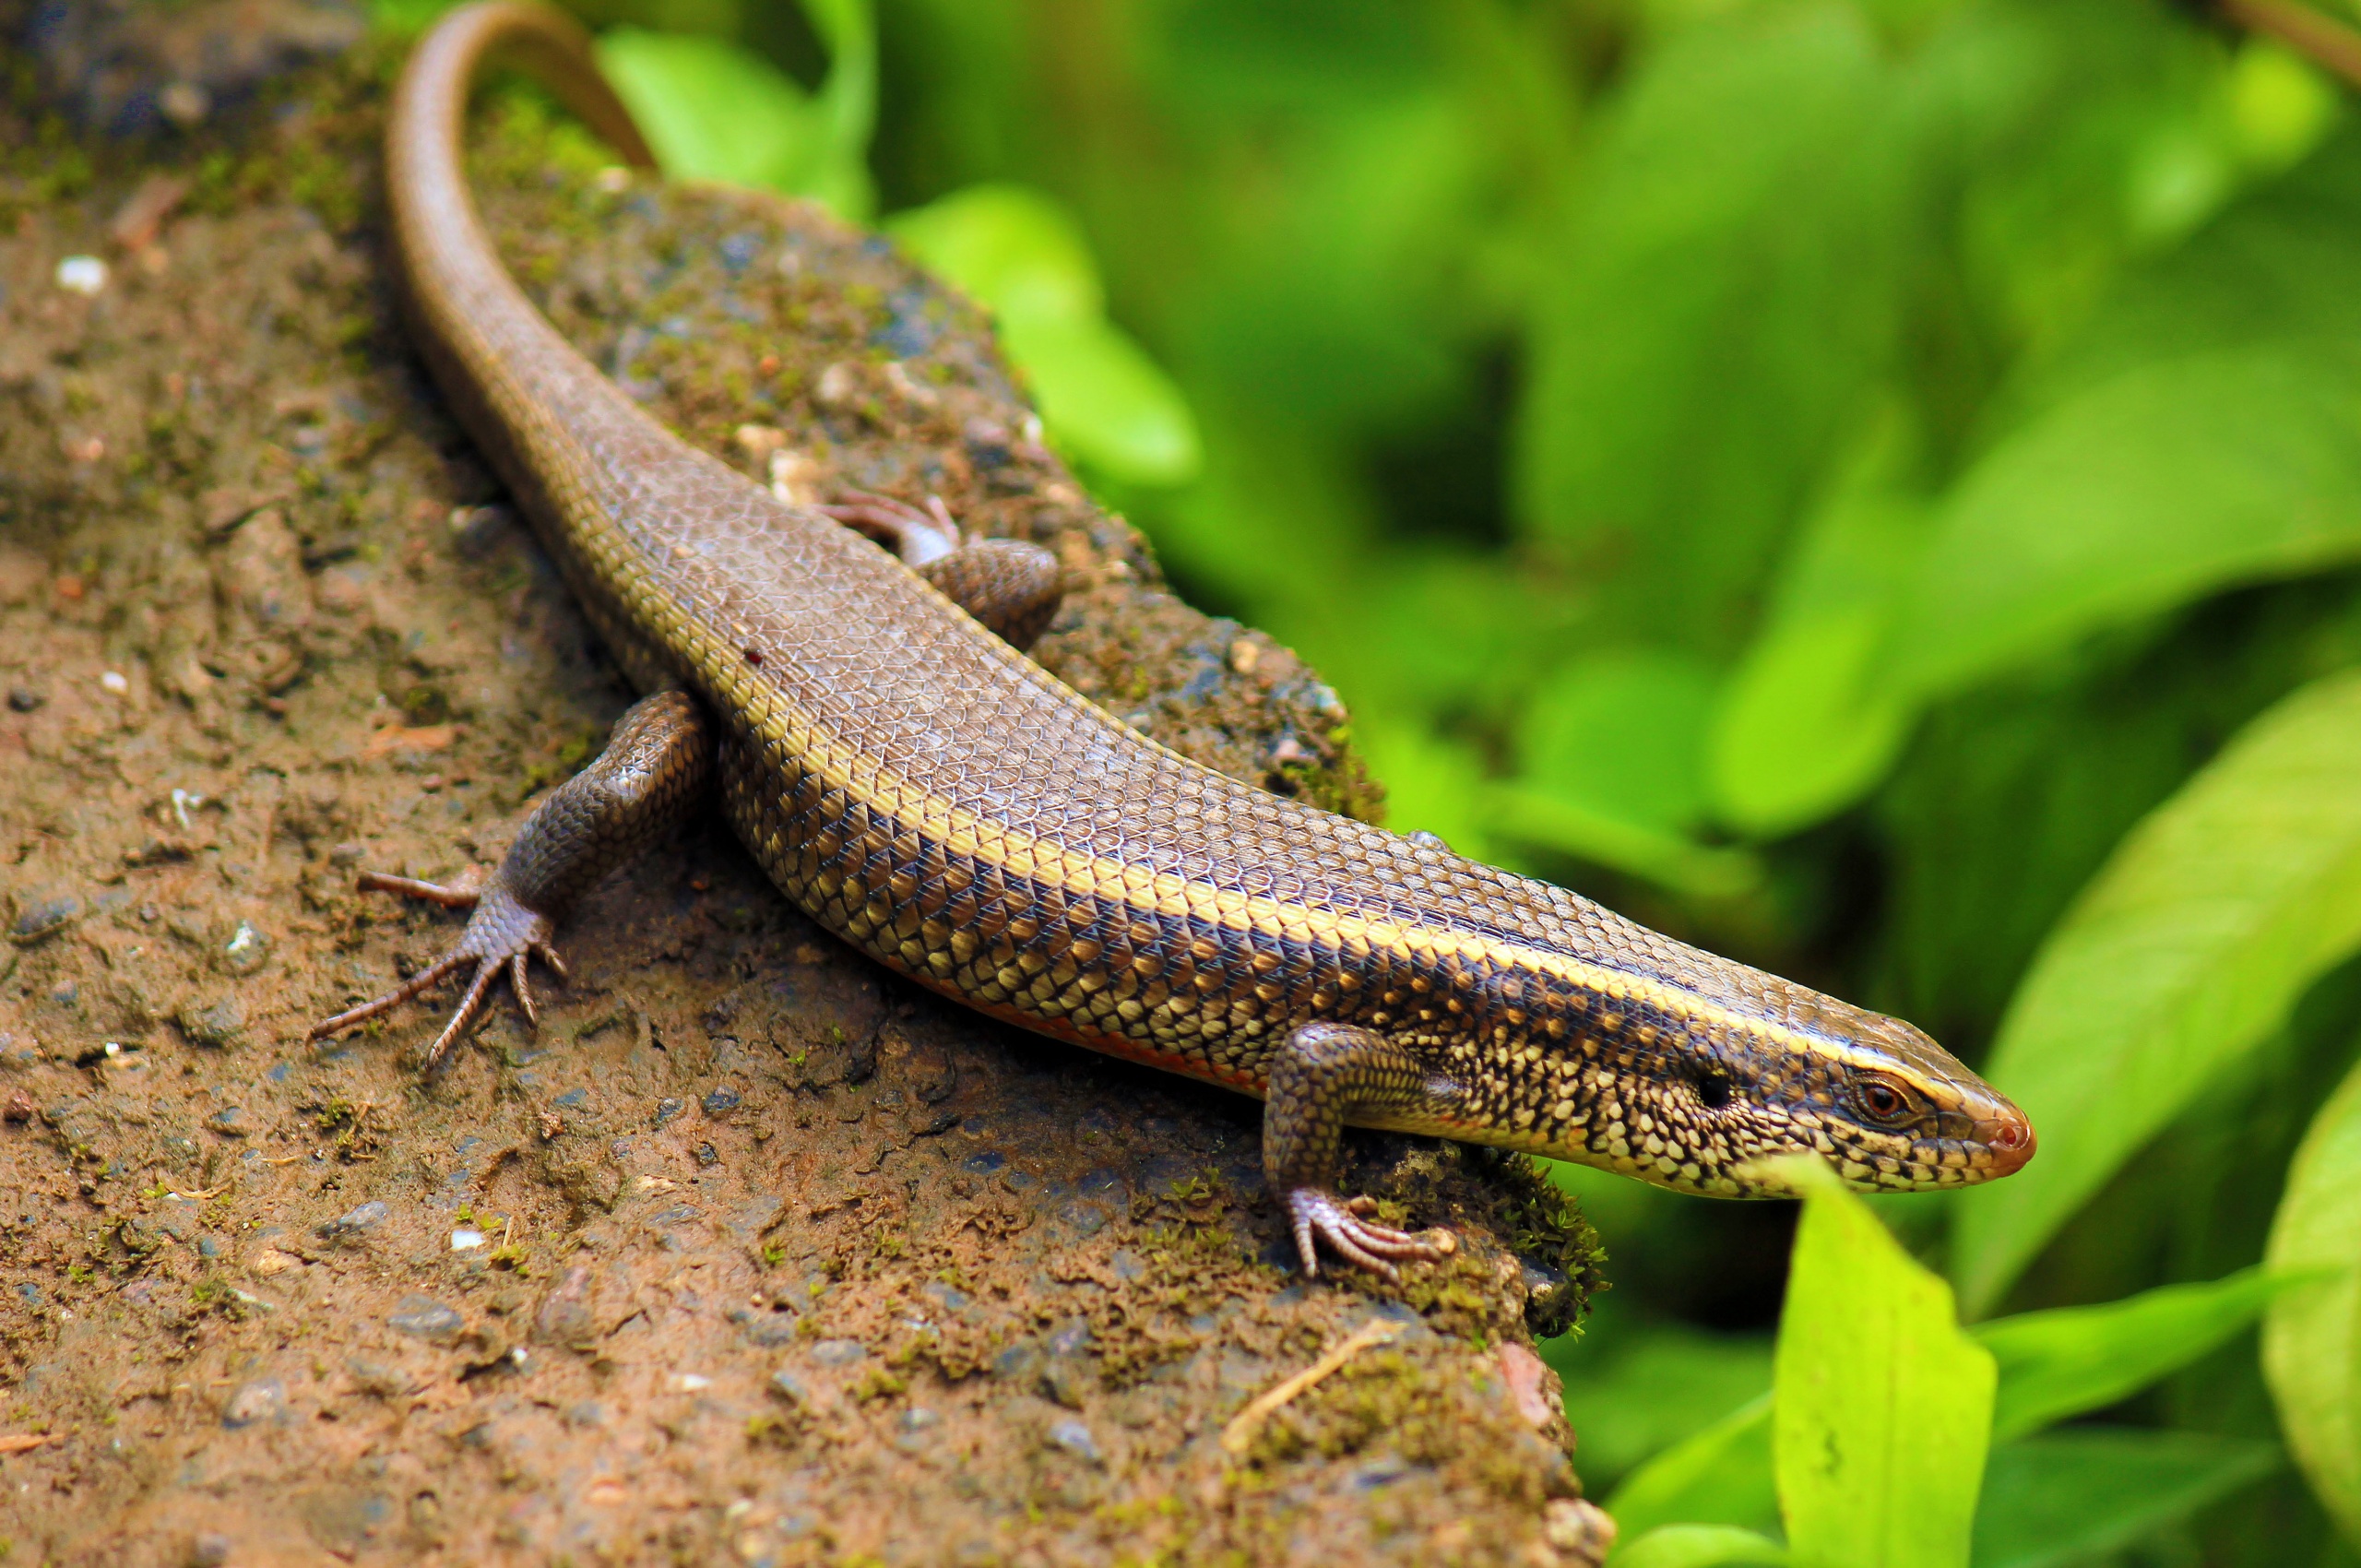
{"left": 819, "top": 491, "right": 1063, "bottom": 650}
{"left": 307, "top": 690, "right": 712, "bottom": 1070}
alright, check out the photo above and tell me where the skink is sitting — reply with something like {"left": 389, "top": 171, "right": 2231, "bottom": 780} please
{"left": 315, "top": 2, "right": 2035, "bottom": 1277}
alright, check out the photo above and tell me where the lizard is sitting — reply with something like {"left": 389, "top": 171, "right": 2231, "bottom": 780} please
{"left": 312, "top": 0, "right": 2035, "bottom": 1279}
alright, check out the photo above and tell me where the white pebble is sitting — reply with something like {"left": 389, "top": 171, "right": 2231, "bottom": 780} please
{"left": 100, "top": 670, "right": 129, "bottom": 695}
{"left": 55, "top": 255, "right": 107, "bottom": 295}
{"left": 449, "top": 1229, "right": 486, "bottom": 1252}
{"left": 674, "top": 1372, "right": 711, "bottom": 1392}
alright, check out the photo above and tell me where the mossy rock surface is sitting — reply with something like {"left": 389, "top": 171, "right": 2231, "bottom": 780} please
{"left": 0, "top": 15, "right": 1604, "bottom": 1564}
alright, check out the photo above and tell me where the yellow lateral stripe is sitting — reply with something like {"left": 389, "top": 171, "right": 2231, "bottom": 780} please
{"left": 594, "top": 501, "right": 1857, "bottom": 1068}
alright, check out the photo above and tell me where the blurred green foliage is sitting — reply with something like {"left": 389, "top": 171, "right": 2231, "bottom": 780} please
{"left": 382, "top": 0, "right": 2361, "bottom": 1557}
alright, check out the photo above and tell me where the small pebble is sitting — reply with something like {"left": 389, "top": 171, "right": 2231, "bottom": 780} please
{"left": 54, "top": 255, "right": 107, "bottom": 295}
{"left": 220, "top": 1377, "right": 284, "bottom": 1429}
{"left": 810, "top": 1338, "right": 866, "bottom": 1367}
{"left": 160, "top": 80, "right": 211, "bottom": 127}
{"left": 221, "top": 921, "right": 267, "bottom": 975}
{"left": 205, "top": 1106, "right": 250, "bottom": 1136}
{"left": 188, "top": 1530, "right": 232, "bottom": 1567}
{"left": 317, "top": 1200, "right": 387, "bottom": 1240}
{"left": 652, "top": 1098, "right": 685, "bottom": 1127}
{"left": 1047, "top": 1419, "right": 1100, "bottom": 1464}
{"left": 386, "top": 1295, "right": 464, "bottom": 1343}
{"left": 9, "top": 893, "right": 79, "bottom": 945}
{"left": 100, "top": 671, "right": 128, "bottom": 695}
{"left": 449, "top": 1229, "right": 486, "bottom": 1252}
{"left": 6, "top": 685, "right": 41, "bottom": 712}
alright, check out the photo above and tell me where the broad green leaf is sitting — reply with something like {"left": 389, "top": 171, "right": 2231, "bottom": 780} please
{"left": 1606, "top": 1396, "right": 1779, "bottom": 1544}
{"left": 1493, "top": 647, "right": 1765, "bottom": 895}
{"left": 1975, "top": 1266, "right": 2289, "bottom": 1441}
{"left": 1486, "top": 783, "right": 1764, "bottom": 899}
{"left": 890, "top": 185, "right": 1202, "bottom": 484}
{"left": 1952, "top": 670, "right": 2361, "bottom": 1315}
{"left": 1171, "top": 92, "right": 1517, "bottom": 434}
{"left": 1553, "top": 1324, "right": 1775, "bottom": 1487}
{"left": 797, "top": 0, "right": 878, "bottom": 220}
{"left": 1708, "top": 477, "right": 1926, "bottom": 837}
{"left": 1513, "top": 4, "right": 1921, "bottom": 653}
{"left": 1891, "top": 347, "right": 2361, "bottom": 702}
{"left": 1583, "top": 1267, "right": 2296, "bottom": 1550}
{"left": 1776, "top": 1159, "right": 1994, "bottom": 1568}
{"left": 1892, "top": 126, "right": 2361, "bottom": 703}
{"left": 1614, "top": 1524, "right": 1790, "bottom": 1568}
{"left": 998, "top": 314, "right": 1203, "bottom": 486}
{"left": 597, "top": 5, "right": 874, "bottom": 219}
{"left": 1970, "top": 1429, "right": 2279, "bottom": 1568}
{"left": 597, "top": 31, "right": 818, "bottom": 191}
{"left": 2264, "top": 1048, "right": 2361, "bottom": 1545}
{"left": 887, "top": 184, "right": 1105, "bottom": 326}
{"left": 1517, "top": 649, "right": 1720, "bottom": 835}
{"left": 1352, "top": 715, "right": 1500, "bottom": 867}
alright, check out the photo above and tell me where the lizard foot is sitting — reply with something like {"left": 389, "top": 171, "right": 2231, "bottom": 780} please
{"left": 1283, "top": 1187, "right": 1457, "bottom": 1280}
{"left": 308, "top": 871, "right": 568, "bottom": 1071}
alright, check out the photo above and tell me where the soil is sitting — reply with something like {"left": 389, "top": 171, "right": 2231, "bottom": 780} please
{"left": 0, "top": 12, "right": 1609, "bottom": 1565}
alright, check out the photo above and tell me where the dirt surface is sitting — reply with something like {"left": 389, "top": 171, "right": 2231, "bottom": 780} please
{"left": 0, "top": 19, "right": 1608, "bottom": 1566}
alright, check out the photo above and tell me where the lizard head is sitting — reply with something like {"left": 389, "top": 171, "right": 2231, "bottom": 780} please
{"left": 1488, "top": 965, "right": 2034, "bottom": 1197}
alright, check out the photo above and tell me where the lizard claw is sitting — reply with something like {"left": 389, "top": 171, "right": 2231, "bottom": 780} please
{"left": 1284, "top": 1186, "right": 1456, "bottom": 1280}
{"left": 310, "top": 873, "right": 565, "bottom": 1071}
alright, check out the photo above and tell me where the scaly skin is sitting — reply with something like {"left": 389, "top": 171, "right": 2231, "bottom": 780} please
{"left": 315, "top": 2, "right": 2035, "bottom": 1278}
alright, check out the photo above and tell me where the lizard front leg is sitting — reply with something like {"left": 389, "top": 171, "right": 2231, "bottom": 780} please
{"left": 309, "top": 689, "right": 711, "bottom": 1068}
{"left": 1264, "top": 1022, "right": 1461, "bottom": 1278}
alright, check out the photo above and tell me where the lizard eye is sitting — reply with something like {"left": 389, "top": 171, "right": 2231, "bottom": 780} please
{"left": 1848, "top": 1071, "right": 1920, "bottom": 1130}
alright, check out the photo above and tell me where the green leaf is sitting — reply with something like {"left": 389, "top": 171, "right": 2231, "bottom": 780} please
{"left": 1517, "top": 649, "right": 1720, "bottom": 835}
{"left": 1614, "top": 1524, "right": 1790, "bottom": 1568}
{"left": 1708, "top": 468, "right": 1926, "bottom": 837}
{"left": 1554, "top": 1324, "right": 1775, "bottom": 1487}
{"left": 1583, "top": 1265, "right": 2296, "bottom": 1551}
{"left": 889, "top": 184, "right": 1202, "bottom": 484}
{"left": 1952, "top": 669, "right": 2361, "bottom": 1315}
{"left": 1892, "top": 347, "right": 2361, "bottom": 702}
{"left": 1486, "top": 783, "right": 1764, "bottom": 900}
{"left": 1350, "top": 714, "right": 1500, "bottom": 866}
{"left": 1775, "top": 1159, "right": 1995, "bottom": 1568}
{"left": 1606, "top": 1396, "right": 1780, "bottom": 1545}
{"left": 596, "top": 4, "right": 874, "bottom": 218}
{"left": 1975, "top": 1266, "right": 2291, "bottom": 1441}
{"left": 597, "top": 31, "right": 818, "bottom": 190}
{"left": 2264, "top": 1048, "right": 2361, "bottom": 1545}
{"left": 1513, "top": 4, "right": 1921, "bottom": 654}
{"left": 1490, "top": 647, "right": 1766, "bottom": 895}
{"left": 1891, "top": 126, "right": 2361, "bottom": 702}
{"left": 1971, "top": 1429, "right": 2280, "bottom": 1568}
{"left": 999, "top": 314, "right": 1203, "bottom": 486}
{"left": 886, "top": 184, "right": 1105, "bottom": 324}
